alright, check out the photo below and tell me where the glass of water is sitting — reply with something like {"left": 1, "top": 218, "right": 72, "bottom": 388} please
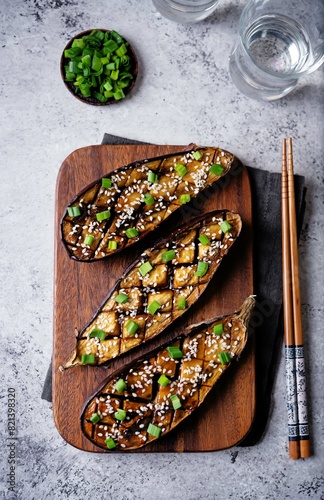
{"left": 152, "top": 0, "right": 220, "bottom": 23}
{"left": 229, "top": 0, "right": 324, "bottom": 101}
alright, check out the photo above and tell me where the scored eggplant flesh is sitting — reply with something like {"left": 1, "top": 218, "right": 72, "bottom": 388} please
{"left": 61, "top": 146, "right": 238, "bottom": 261}
{"left": 81, "top": 296, "right": 255, "bottom": 451}
{"left": 62, "top": 210, "right": 242, "bottom": 369}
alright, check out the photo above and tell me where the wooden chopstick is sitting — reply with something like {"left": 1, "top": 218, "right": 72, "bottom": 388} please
{"left": 281, "top": 138, "right": 311, "bottom": 459}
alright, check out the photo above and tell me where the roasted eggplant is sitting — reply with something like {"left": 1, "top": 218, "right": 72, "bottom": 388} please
{"left": 81, "top": 296, "right": 255, "bottom": 451}
{"left": 61, "top": 146, "right": 239, "bottom": 261}
{"left": 62, "top": 210, "right": 242, "bottom": 368}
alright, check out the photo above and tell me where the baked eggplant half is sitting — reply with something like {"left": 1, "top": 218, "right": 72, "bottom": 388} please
{"left": 61, "top": 146, "right": 238, "bottom": 261}
{"left": 81, "top": 296, "right": 255, "bottom": 451}
{"left": 62, "top": 209, "right": 242, "bottom": 368}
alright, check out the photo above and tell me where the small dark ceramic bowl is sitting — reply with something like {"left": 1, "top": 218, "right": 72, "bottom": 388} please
{"left": 60, "top": 29, "right": 138, "bottom": 106}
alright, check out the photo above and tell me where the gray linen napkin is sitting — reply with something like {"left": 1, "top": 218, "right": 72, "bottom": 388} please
{"left": 42, "top": 134, "right": 306, "bottom": 448}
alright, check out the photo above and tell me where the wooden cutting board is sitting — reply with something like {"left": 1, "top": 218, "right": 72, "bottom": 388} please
{"left": 53, "top": 144, "right": 255, "bottom": 453}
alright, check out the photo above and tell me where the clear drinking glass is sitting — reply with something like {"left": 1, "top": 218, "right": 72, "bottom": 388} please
{"left": 152, "top": 0, "right": 220, "bottom": 23}
{"left": 229, "top": 0, "right": 324, "bottom": 101}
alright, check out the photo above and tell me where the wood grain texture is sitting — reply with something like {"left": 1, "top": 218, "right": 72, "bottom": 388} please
{"left": 53, "top": 144, "right": 255, "bottom": 453}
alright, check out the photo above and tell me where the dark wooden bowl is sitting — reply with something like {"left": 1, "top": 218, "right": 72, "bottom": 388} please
{"left": 60, "top": 29, "right": 138, "bottom": 106}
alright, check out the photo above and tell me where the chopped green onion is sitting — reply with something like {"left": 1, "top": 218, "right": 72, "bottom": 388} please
{"left": 210, "top": 163, "right": 224, "bottom": 176}
{"left": 110, "top": 30, "right": 123, "bottom": 44}
{"left": 89, "top": 328, "right": 106, "bottom": 340}
{"left": 105, "top": 39, "right": 119, "bottom": 53}
{"left": 113, "top": 89, "right": 125, "bottom": 101}
{"left": 108, "top": 240, "right": 118, "bottom": 250}
{"left": 195, "top": 261, "right": 209, "bottom": 277}
{"left": 115, "top": 292, "right": 129, "bottom": 304}
{"left": 106, "top": 437, "right": 117, "bottom": 449}
{"left": 64, "top": 30, "right": 134, "bottom": 102}
{"left": 218, "top": 351, "right": 231, "bottom": 364}
{"left": 103, "top": 79, "right": 113, "bottom": 91}
{"left": 174, "top": 164, "right": 187, "bottom": 177}
{"left": 147, "top": 170, "right": 158, "bottom": 184}
{"left": 148, "top": 300, "right": 161, "bottom": 315}
{"left": 177, "top": 298, "right": 187, "bottom": 310}
{"left": 180, "top": 194, "right": 191, "bottom": 204}
{"left": 81, "top": 353, "right": 96, "bottom": 364}
{"left": 158, "top": 375, "right": 170, "bottom": 387}
{"left": 170, "top": 394, "right": 182, "bottom": 410}
{"left": 147, "top": 423, "right": 161, "bottom": 438}
{"left": 111, "top": 69, "right": 119, "bottom": 81}
{"left": 126, "top": 320, "right": 139, "bottom": 335}
{"left": 143, "top": 193, "right": 155, "bottom": 205}
{"left": 192, "top": 150, "right": 203, "bottom": 160}
{"left": 96, "top": 210, "right": 111, "bottom": 222}
{"left": 84, "top": 234, "right": 94, "bottom": 246}
{"left": 220, "top": 220, "right": 232, "bottom": 234}
{"left": 91, "top": 54, "right": 102, "bottom": 72}
{"left": 114, "top": 409, "right": 126, "bottom": 421}
{"left": 139, "top": 261, "right": 153, "bottom": 276}
{"left": 162, "top": 249, "right": 176, "bottom": 262}
{"left": 90, "top": 413, "right": 101, "bottom": 424}
{"left": 125, "top": 227, "right": 139, "bottom": 239}
{"left": 198, "top": 234, "right": 210, "bottom": 245}
{"left": 114, "top": 378, "right": 126, "bottom": 393}
{"left": 67, "top": 205, "right": 81, "bottom": 217}
{"left": 213, "top": 323, "right": 224, "bottom": 336}
{"left": 115, "top": 43, "right": 127, "bottom": 57}
{"left": 102, "top": 177, "right": 112, "bottom": 188}
{"left": 167, "top": 346, "right": 183, "bottom": 359}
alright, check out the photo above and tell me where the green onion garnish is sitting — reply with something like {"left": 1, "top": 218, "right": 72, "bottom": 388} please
{"left": 192, "top": 150, "right": 203, "bottom": 160}
{"left": 63, "top": 29, "right": 135, "bottom": 102}
{"left": 162, "top": 249, "right": 176, "bottom": 262}
{"left": 125, "top": 227, "right": 139, "bottom": 239}
{"left": 167, "top": 346, "right": 183, "bottom": 359}
{"left": 198, "top": 234, "right": 210, "bottom": 245}
{"left": 102, "top": 178, "right": 112, "bottom": 188}
{"left": 114, "top": 378, "right": 126, "bottom": 393}
{"left": 114, "top": 409, "right": 126, "bottom": 421}
{"left": 106, "top": 437, "right": 117, "bottom": 449}
{"left": 84, "top": 234, "right": 94, "bottom": 246}
{"left": 139, "top": 261, "right": 153, "bottom": 276}
{"left": 67, "top": 205, "right": 81, "bottom": 217}
{"left": 108, "top": 240, "right": 118, "bottom": 250}
{"left": 177, "top": 298, "right": 187, "bottom": 310}
{"left": 96, "top": 210, "right": 111, "bottom": 222}
{"left": 180, "top": 194, "right": 191, "bottom": 204}
{"left": 89, "top": 328, "right": 106, "bottom": 340}
{"left": 81, "top": 353, "right": 96, "bottom": 364}
{"left": 220, "top": 220, "right": 232, "bottom": 234}
{"left": 195, "top": 261, "right": 209, "bottom": 277}
{"left": 147, "top": 170, "right": 158, "bottom": 183}
{"left": 126, "top": 320, "right": 139, "bottom": 335}
{"left": 158, "top": 375, "right": 170, "bottom": 387}
{"left": 90, "top": 413, "right": 101, "bottom": 424}
{"left": 115, "top": 292, "right": 129, "bottom": 304}
{"left": 113, "top": 89, "right": 125, "bottom": 100}
{"left": 148, "top": 300, "right": 161, "bottom": 315}
{"left": 213, "top": 323, "right": 224, "bottom": 336}
{"left": 174, "top": 164, "right": 187, "bottom": 177}
{"left": 170, "top": 394, "right": 182, "bottom": 410}
{"left": 147, "top": 423, "right": 161, "bottom": 438}
{"left": 210, "top": 163, "right": 224, "bottom": 176}
{"left": 218, "top": 351, "right": 231, "bottom": 364}
{"left": 143, "top": 193, "right": 155, "bottom": 205}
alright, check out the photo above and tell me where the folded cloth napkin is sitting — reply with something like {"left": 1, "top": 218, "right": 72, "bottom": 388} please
{"left": 42, "top": 134, "right": 306, "bottom": 448}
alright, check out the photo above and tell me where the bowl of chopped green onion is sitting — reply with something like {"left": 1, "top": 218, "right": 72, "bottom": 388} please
{"left": 60, "top": 29, "right": 138, "bottom": 105}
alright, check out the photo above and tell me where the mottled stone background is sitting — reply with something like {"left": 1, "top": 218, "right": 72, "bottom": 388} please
{"left": 0, "top": 0, "right": 323, "bottom": 499}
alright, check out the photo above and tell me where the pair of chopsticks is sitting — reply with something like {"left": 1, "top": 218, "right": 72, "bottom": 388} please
{"left": 281, "top": 138, "right": 311, "bottom": 459}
